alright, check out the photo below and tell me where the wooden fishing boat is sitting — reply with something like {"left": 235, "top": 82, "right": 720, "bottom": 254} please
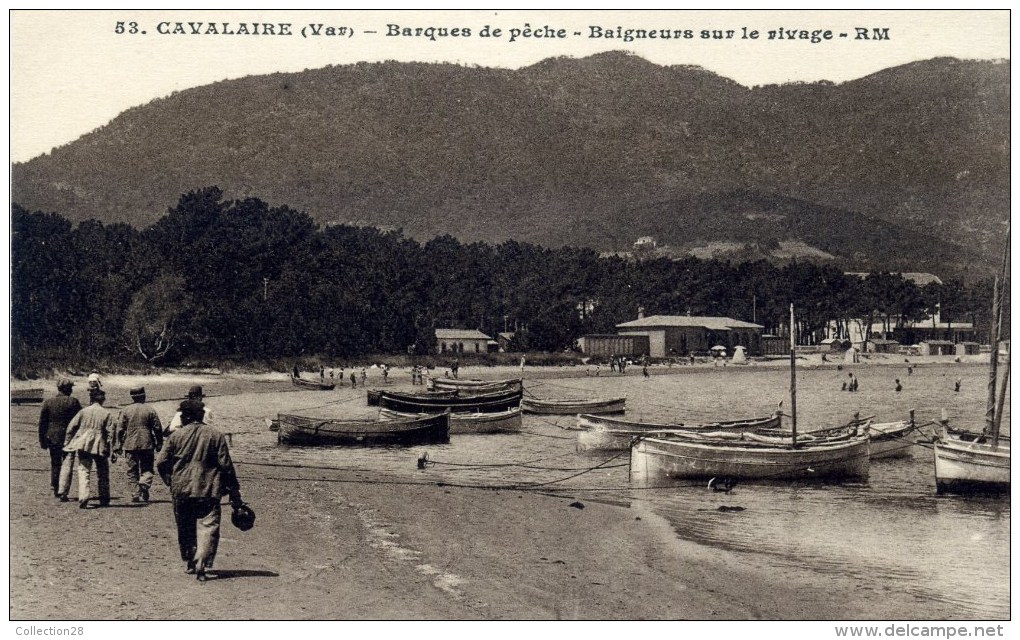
{"left": 276, "top": 412, "right": 449, "bottom": 447}
{"left": 933, "top": 428, "right": 1010, "bottom": 494}
{"left": 428, "top": 377, "right": 523, "bottom": 392}
{"left": 377, "top": 388, "right": 523, "bottom": 414}
{"left": 290, "top": 375, "right": 336, "bottom": 391}
{"left": 521, "top": 397, "right": 626, "bottom": 415}
{"left": 932, "top": 232, "right": 1010, "bottom": 494}
{"left": 11, "top": 388, "right": 45, "bottom": 404}
{"left": 576, "top": 412, "right": 782, "bottom": 452}
{"left": 866, "top": 419, "right": 916, "bottom": 459}
{"left": 380, "top": 407, "right": 522, "bottom": 434}
{"left": 629, "top": 428, "right": 871, "bottom": 482}
{"left": 367, "top": 388, "right": 456, "bottom": 406}
{"left": 630, "top": 304, "right": 869, "bottom": 484}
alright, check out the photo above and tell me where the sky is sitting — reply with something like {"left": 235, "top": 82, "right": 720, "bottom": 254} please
{"left": 9, "top": 9, "right": 1011, "bottom": 163}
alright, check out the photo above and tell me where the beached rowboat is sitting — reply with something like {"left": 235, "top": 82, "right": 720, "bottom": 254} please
{"left": 630, "top": 428, "right": 870, "bottom": 483}
{"left": 576, "top": 413, "right": 782, "bottom": 452}
{"left": 377, "top": 388, "right": 523, "bottom": 414}
{"left": 11, "top": 388, "right": 45, "bottom": 404}
{"left": 276, "top": 412, "right": 449, "bottom": 447}
{"left": 367, "top": 389, "right": 457, "bottom": 406}
{"left": 291, "top": 375, "right": 336, "bottom": 391}
{"left": 521, "top": 397, "right": 626, "bottom": 415}
{"left": 379, "top": 407, "right": 522, "bottom": 434}
{"left": 428, "top": 377, "right": 523, "bottom": 392}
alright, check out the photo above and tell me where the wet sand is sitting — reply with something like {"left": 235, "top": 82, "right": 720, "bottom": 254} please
{"left": 9, "top": 359, "right": 982, "bottom": 620}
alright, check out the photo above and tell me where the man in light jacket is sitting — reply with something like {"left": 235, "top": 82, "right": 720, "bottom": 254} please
{"left": 62, "top": 389, "right": 115, "bottom": 508}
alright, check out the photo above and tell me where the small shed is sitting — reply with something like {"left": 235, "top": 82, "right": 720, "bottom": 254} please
{"left": 868, "top": 339, "right": 900, "bottom": 354}
{"left": 820, "top": 338, "right": 849, "bottom": 353}
{"left": 761, "top": 335, "right": 790, "bottom": 356}
{"left": 497, "top": 332, "right": 515, "bottom": 352}
{"left": 898, "top": 344, "right": 921, "bottom": 356}
{"left": 955, "top": 342, "right": 981, "bottom": 356}
{"left": 920, "top": 340, "right": 956, "bottom": 356}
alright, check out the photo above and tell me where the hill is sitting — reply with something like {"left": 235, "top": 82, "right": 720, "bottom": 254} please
{"left": 11, "top": 53, "right": 1009, "bottom": 277}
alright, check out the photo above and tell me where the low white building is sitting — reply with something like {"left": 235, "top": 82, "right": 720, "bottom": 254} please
{"left": 435, "top": 328, "right": 491, "bottom": 354}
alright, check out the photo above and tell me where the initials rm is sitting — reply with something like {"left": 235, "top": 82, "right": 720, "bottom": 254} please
{"left": 855, "top": 27, "right": 890, "bottom": 40}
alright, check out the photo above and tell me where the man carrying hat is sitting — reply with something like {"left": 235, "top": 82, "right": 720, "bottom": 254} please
{"left": 115, "top": 386, "right": 163, "bottom": 503}
{"left": 38, "top": 378, "right": 83, "bottom": 500}
{"left": 165, "top": 384, "right": 213, "bottom": 435}
{"left": 62, "top": 389, "right": 116, "bottom": 508}
{"left": 157, "top": 399, "right": 243, "bottom": 581}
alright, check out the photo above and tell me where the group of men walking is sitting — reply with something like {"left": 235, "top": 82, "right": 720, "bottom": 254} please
{"left": 37, "top": 379, "right": 247, "bottom": 582}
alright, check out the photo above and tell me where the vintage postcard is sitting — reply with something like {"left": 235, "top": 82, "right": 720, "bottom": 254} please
{"left": 8, "top": 8, "right": 1011, "bottom": 635}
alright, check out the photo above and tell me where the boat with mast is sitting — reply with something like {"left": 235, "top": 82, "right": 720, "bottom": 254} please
{"left": 630, "top": 304, "right": 870, "bottom": 483}
{"left": 932, "top": 229, "right": 1010, "bottom": 494}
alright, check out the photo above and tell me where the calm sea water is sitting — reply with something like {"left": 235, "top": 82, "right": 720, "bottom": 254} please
{"left": 230, "top": 361, "right": 1010, "bottom": 619}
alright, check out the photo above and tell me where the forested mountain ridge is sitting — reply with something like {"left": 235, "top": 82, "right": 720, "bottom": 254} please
{"left": 11, "top": 53, "right": 1009, "bottom": 277}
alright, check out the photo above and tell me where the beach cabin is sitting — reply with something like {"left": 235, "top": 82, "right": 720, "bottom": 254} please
{"left": 919, "top": 340, "right": 955, "bottom": 356}
{"left": 578, "top": 334, "right": 650, "bottom": 358}
{"left": 497, "top": 332, "right": 515, "bottom": 352}
{"left": 760, "top": 335, "right": 790, "bottom": 356}
{"left": 868, "top": 339, "right": 900, "bottom": 354}
{"left": 955, "top": 342, "right": 981, "bottom": 356}
{"left": 436, "top": 329, "right": 491, "bottom": 354}
{"left": 820, "top": 338, "right": 848, "bottom": 353}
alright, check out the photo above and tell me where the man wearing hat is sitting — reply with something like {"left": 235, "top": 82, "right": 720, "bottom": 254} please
{"left": 38, "top": 378, "right": 83, "bottom": 499}
{"left": 157, "top": 399, "right": 243, "bottom": 581}
{"left": 165, "top": 384, "right": 213, "bottom": 435}
{"left": 61, "top": 389, "right": 116, "bottom": 508}
{"left": 114, "top": 386, "right": 163, "bottom": 503}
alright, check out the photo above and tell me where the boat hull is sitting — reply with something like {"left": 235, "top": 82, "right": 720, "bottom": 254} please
{"left": 428, "top": 378, "right": 522, "bottom": 392}
{"left": 378, "top": 388, "right": 523, "bottom": 414}
{"left": 11, "top": 388, "right": 45, "bottom": 404}
{"left": 868, "top": 420, "right": 915, "bottom": 459}
{"left": 521, "top": 397, "right": 626, "bottom": 415}
{"left": 576, "top": 413, "right": 782, "bottom": 452}
{"left": 291, "top": 375, "right": 336, "bottom": 391}
{"left": 934, "top": 436, "right": 1010, "bottom": 494}
{"left": 277, "top": 412, "right": 449, "bottom": 447}
{"left": 380, "top": 407, "right": 522, "bottom": 434}
{"left": 630, "top": 435, "right": 870, "bottom": 483}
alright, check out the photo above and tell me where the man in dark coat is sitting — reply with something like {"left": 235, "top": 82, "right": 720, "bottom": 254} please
{"left": 38, "top": 378, "right": 83, "bottom": 500}
{"left": 115, "top": 386, "right": 163, "bottom": 503}
{"left": 157, "top": 400, "right": 243, "bottom": 581}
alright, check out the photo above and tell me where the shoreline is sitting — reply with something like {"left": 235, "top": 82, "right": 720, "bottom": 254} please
{"left": 9, "top": 352, "right": 989, "bottom": 393}
{"left": 9, "top": 363, "right": 994, "bottom": 620}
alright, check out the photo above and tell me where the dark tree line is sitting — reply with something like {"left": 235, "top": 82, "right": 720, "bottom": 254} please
{"left": 11, "top": 187, "right": 1006, "bottom": 366}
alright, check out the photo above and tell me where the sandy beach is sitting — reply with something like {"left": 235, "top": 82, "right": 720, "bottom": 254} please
{"left": 9, "top": 356, "right": 995, "bottom": 620}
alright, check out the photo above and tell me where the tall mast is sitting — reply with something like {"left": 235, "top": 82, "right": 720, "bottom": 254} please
{"left": 993, "top": 357, "right": 1009, "bottom": 447}
{"left": 790, "top": 303, "right": 797, "bottom": 445}
{"left": 985, "top": 227, "right": 1009, "bottom": 436}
